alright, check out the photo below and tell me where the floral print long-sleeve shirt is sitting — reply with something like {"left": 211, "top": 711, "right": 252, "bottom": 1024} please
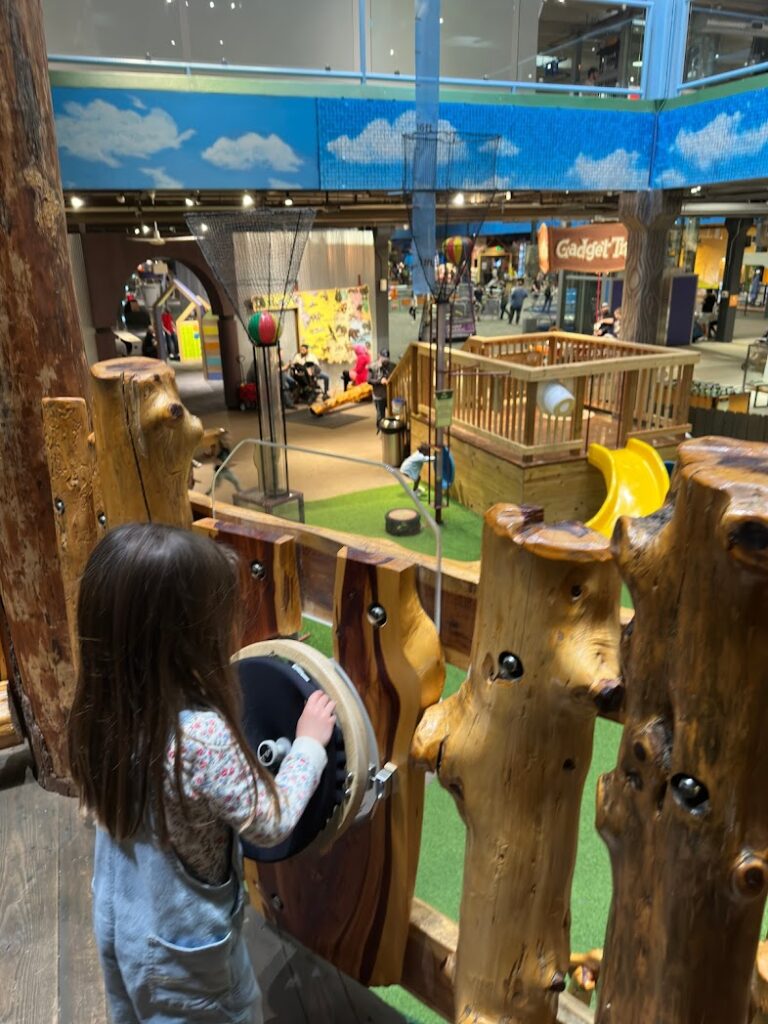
{"left": 164, "top": 710, "right": 326, "bottom": 884}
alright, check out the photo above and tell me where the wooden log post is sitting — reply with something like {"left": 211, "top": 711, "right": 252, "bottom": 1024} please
{"left": 0, "top": 0, "right": 94, "bottom": 787}
{"left": 413, "top": 505, "right": 621, "bottom": 1024}
{"left": 596, "top": 437, "right": 768, "bottom": 1024}
{"left": 251, "top": 547, "right": 444, "bottom": 985}
{"left": 91, "top": 358, "right": 203, "bottom": 528}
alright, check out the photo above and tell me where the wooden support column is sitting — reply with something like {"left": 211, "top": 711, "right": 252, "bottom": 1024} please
{"left": 192, "top": 518, "right": 301, "bottom": 641}
{"left": 250, "top": 548, "right": 444, "bottom": 985}
{"left": 0, "top": 0, "right": 93, "bottom": 788}
{"left": 90, "top": 358, "right": 203, "bottom": 529}
{"left": 413, "top": 505, "right": 621, "bottom": 1024}
{"left": 596, "top": 437, "right": 768, "bottom": 1024}
{"left": 619, "top": 191, "right": 681, "bottom": 347}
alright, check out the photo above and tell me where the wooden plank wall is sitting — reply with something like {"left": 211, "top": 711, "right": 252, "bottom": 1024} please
{"left": 689, "top": 406, "right": 768, "bottom": 443}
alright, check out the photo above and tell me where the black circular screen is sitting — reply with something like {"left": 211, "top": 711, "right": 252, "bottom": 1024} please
{"left": 237, "top": 655, "right": 347, "bottom": 862}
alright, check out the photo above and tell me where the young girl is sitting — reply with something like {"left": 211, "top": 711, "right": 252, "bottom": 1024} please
{"left": 68, "top": 523, "right": 336, "bottom": 1023}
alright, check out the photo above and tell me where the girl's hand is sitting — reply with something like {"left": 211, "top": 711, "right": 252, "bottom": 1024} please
{"left": 296, "top": 691, "right": 337, "bottom": 747}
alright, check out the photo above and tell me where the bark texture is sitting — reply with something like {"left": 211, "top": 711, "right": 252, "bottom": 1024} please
{"left": 90, "top": 358, "right": 202, "bottom": 529}
{"left": 0, "top": 0, "right": 92, "bottom": 787}
{"left": 596, "top": 437, "right": 768, "bottom": 1024}
{"left": 413, "top": 504, "right": 621, "bottom": 1023}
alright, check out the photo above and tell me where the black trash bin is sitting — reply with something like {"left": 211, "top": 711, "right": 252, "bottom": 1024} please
{"left": 380, "top": 416, "right": 406, "bottom": 467}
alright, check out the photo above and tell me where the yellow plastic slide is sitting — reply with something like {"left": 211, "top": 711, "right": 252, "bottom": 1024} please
{"left": 585, "top": 438, "right": 670, "bottom": 538}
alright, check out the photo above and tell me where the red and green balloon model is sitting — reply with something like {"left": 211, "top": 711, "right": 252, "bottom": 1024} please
{"left": 442, "top": 235, "right": 471, "bottom": 266}
{"left": 247, "top": 311, "right": 281, "bottom": 346}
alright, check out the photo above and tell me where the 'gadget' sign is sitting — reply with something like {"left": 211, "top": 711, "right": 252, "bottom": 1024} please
{"left": 538, "top": 223, "right": 628, "bottom": 273}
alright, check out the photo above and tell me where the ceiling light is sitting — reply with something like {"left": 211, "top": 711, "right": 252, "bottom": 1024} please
{"left": 505, "top": 190, "right": 512, "bottom": 200}
{"left": 242, "top": 192, "right": 254, "bottom": 207}
{"left": 402, "top": 223, "right": 408, "bottom": 230}
{"left": 690, "top": 185, "right": 702, "bottom": 194}
{"left": 439, "top": 16, "right": 444, "bottom": 24}
{"left": 632, "top": 60, "right": 643, "bottom": 68}
{"left": 141, "top": 223, "right": 151, "bottom": 235}
{"left": 452, "top": 192, "right": 465, "bottom": 207}
{"left": 231, "top": 1, "right": 236, "bottom": 6}
{"left": 134, "top": 227, "right": 141, "bottom": 235}
{"left": 170, "top": 39, "right": 176, "bottom": 46}
{"left": 116, "top": 193, "right": 126, "bottom": 204}
{"left": 209, "top": 1, "right": 215, "bottom": 7}
{"left": 184, "top": 196, "right": 195, "bottom": 207}
{"left": 284, "top": 196, "right": 294, "bottom": 207}
{"left": 389, "top": 48, "right": 395, "bottom": 57}
{"left": 219, "top": 38, "right": 224, "bottom": 45}
{"left": 70, "top": 195, "right": 85, "bottom": 209}
{"left": 200, "top": 223, "right": 209, "bottom": 233}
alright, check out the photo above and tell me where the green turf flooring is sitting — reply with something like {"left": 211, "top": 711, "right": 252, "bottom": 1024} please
{"left": 303, "top": 485, "right": 483, "bottom": 562}
{"left": 301, "top": 617, "right": 621, "bottom": 1023}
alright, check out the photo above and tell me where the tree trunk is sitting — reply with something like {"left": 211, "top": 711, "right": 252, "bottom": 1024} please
{"left": 596, "top": 437, "right": 768, "bottom": 1024}
{"left": 413, "top": 505, "right": 621, "bottom": 1023}
{"left": 0, "top": 0, "right": 92, "bottom": 788}
{"left": 90, "top": 358, "right": 202, "bottom": 529}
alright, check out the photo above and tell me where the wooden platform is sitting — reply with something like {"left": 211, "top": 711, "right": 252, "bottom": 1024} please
{"left": 0, "top": 744, "right": 414, "bottom": 1024}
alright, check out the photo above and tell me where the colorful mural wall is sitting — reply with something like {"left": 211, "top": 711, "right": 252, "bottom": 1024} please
{"left": 51, "top": 74, "right": 768, "bottom": 196}
{"left": 298, "top": 285, "right": 372, "bottom": 363}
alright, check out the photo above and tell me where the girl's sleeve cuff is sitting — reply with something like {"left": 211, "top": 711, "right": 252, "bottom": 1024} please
{"left": 290, "top": 736, "right": 328, "bottom": 773}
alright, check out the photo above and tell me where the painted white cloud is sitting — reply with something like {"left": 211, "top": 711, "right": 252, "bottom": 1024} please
{"left": 55, "top": 99, "right": 195, "bottom": 167}
{"left": 202, "top": 132, "right": 302, "bottom": 172}
{"left": 141, "top": 166, "right": 183, "bottom": 189}
{"left": 674, "top": 111, "right": 768, "bottom": 171}
{"left": 326, "top": 110, "right": 467, "bottom": 165}
{"left": 570, "top": 148, "right": 647, "bottom": 190}
{"left": 268, "top": 177, "right": 301, "bottom": 189}
{"left": 130, "top": 96, "right": 148, "bottom": 110}
{"left": 484, "top": 137, "right": 519, "bottom": 158}
{"left": 656, "top": 168, "right": 687, "bottom": 187}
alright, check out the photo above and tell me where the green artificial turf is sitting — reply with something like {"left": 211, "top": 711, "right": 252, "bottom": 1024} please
{"left": 303, "top": 485, "right": 483, "bottom": 562}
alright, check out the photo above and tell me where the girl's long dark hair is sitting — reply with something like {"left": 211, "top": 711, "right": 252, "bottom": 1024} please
{"left": 68, "top": 523, "right": 275, "bottom": 843}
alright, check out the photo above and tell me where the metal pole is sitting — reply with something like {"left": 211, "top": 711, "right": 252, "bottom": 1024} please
{"left": 434, "top": 299, "right": 447, "bottom": 524}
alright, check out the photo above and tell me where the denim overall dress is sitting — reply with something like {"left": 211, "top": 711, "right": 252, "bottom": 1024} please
{"left": 92, "top": 822, "right": 261, "bottom": 1023}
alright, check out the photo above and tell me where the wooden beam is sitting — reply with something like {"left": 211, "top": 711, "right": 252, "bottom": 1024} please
{"left": 0, "top": 0, "right": 93, "bottom": 788}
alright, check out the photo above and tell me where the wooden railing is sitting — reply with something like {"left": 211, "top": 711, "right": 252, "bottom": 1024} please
{"left": 388, "top": 331, "right": 699, "bottom": 464}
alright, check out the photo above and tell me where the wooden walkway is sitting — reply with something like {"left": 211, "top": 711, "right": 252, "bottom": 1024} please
{"left": 0, "top": 745, "right": 412, "bottom": 1024}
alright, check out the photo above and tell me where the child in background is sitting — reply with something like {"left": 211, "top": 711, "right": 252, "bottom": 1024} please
{"left": 68, "top": 524, "right": 336, "bottom": 1023}
{"left": 399, "top": 442, "right": 434, "bottom": 491}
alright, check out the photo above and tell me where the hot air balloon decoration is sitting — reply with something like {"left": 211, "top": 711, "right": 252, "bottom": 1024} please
{"left": 247, "top": 311, "right": 281, "bottom": 347}
{"left": 442, "top": 235, "right": 471, "bottom": 267}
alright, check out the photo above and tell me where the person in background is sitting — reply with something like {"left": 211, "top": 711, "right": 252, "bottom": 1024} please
{"left": 68, "top": 524, "right": 336, "bottom": 1024}
{"left": 586, "top": 67, "right": 599, "bottom": 87}
{"left": 499, "top": 280, "right": 510, "bottom": 321}
{"left": 369, "top": 349, "right": 396, "bottom": 429}
{"left": 342, "top": 342, "right": 372, "bottom": 390}
{"left": 292, "top": 343, "right": 329, "bottom": 398}
{"left": 142, "top": 324, "right": 159, "bottom": 359}
{"left": 507, "top": 279, "right": 529, "bottom": 325}
{"left": 206, "top": 429, "right": 241, "bottom": 495}
{"left": 542, "top": 281, "right": 553, "bottom": 313}
{"left": 399, "top": 442, "right": 434, "bottom": 492}
{"left": 701, "top": 288, "right": 717, "bottom": 338}
{"left": 161, "top": 308, "right": 180, "bottom": 361}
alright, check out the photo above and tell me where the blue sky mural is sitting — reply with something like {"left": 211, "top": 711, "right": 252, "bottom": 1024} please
{"left": 653, "top": 90, "right": 768, "bottom": 189}
{"left": 53, "top": 87, "right": 320, "bottom": 191}
{"left": 318, "top": 99, "right": 655, "bottom": 192}
{"left": 52, "top": 80, "right": 768, "bottom": 196}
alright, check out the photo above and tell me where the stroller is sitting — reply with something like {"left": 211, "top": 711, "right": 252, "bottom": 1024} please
{"left": 289, "top": 363, "right": 323, "bottom": 406}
